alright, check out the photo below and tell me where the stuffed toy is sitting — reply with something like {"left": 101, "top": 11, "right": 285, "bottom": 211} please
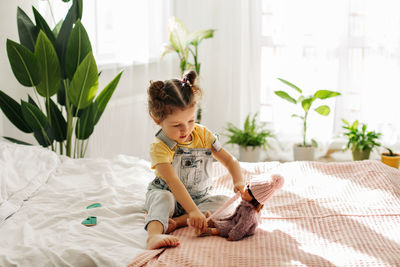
{"left": 201, "top": 174, "right": 284, "bottom": 241}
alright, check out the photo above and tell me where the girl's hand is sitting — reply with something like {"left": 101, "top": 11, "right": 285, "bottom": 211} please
{"left": 188, "top": 210, "right": 207, "bottom": 232}
{"left": 233, "top": 181, "right": 245, "bottom": 194}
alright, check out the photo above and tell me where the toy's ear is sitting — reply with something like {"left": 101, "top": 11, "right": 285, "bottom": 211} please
{"left": 256, "top": 204, "right": 264, "bottom": 212}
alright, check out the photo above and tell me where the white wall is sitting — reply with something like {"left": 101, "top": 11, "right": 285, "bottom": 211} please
{"left": 0, "top": 0, "right": 38, "bottom": 144}
{"left": 86, "top": 59, "right": 178, "bottom": 160}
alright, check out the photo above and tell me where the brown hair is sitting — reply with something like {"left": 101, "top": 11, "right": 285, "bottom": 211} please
{"left": 247, "top": 186, "right": 264, "bottom": 212}
{"left": 147, "top": 70, "right": 202, "bottom": 123}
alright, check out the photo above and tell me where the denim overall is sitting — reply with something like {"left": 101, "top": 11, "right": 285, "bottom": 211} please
{"left": 144, "top": 129, "right": 228, "bottom": 233}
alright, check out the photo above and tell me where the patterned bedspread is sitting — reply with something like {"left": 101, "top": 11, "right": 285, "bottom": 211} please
{"left": 129, "top": 160, "right": 400, "bottom": 267}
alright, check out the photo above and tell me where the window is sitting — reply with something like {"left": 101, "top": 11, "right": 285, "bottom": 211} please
{"left": 259, "top": 0, "right": 400, "bottom": 147}
{"left": 38, "top": 0, "right": 170, "bottom": 66}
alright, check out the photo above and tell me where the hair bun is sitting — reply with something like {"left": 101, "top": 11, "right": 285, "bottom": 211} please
{"left": 149, "top": 80, "right": 167, "bottom": 99}
{"left": 183, "top": 70, "right": 197, "bottom": 85}
{"left": 149, "top": 80, "right": 164, "bottom": 91}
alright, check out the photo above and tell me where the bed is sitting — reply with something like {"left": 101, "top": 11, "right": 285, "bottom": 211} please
{"left": 1, "top": 141, "right": 399, "bottom": 267}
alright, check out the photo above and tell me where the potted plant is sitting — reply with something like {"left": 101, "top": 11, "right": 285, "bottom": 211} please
{"left": 0, "top": 0, "right": 122, "bottom": 158}
{"left": 225, "top": 113, "right": 274, "bottom": 162}
{"left": 161, "top": 16, "right": 215, "bottom": 123}
{"left": 342, "top": 119, "right": 381, "bottom": 161}
{"left": 274, "top": 78, "right": 341, "bottom": 161}
{"left": 381, "top": 147, "right": 400, "bottom": 169}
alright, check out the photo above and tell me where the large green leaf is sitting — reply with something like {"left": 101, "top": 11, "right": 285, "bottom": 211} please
{"left": 277, "top": 78, "right": 302, "bottom": 93}
{"left": 28, "top": 95, "right": 39, "bottom": 108}
{"left": 0, "top": 90, "right": 32, "bottom": 133}
{"left": 94, "top": 71, "right": 122, "bottom": 124}
{"left": 53, "top": 20, "right": 63, "bottom": 38}
{"left": 21, "top": 100, "right": 49, "bottom": 131}
{"left": 57, "top": 81, "right": 66, "bottom": 106}
{"left": 47, "top": 98, "right": 67, "bottom": 142}
{"left": 274, "top": 91, "right": 297, "bottom": 104}
{"left": 65, "top": 20, "right": 92, "bottom": 80}
{"left": 314, "top": 105, "right": 330, "bottom": 116}
{"left": 71, "top": 105, "right": 85, "bottom": 117}
{"left": 314, "top": 90, "right": 341, "bottom": 99}
{"left": 21, "top": 101, "right": 53, "bottom": 147}
{"left": 75, "top": 0, "right": 83, "bottom": 20}
{"left": 75, "top": 102, "right": 97, "bottom": 140}
{"left": 6, "top": 39, "right": 40, "bottom": 87}
{"left": 32, "top": 6, "right": 56, "bottom": 45}
{"left": 187, "top": 29, "right": 215, "bottom": 46}
{"left": 34, "top": 31, "right": 62, "bottom": 97}
{"left": 56, "top": 0, "right": 82, "bottom": 78}
{"left": 33, "top": 126, "right": 54, "bottom": 147}
{"left": 68, "top": 52, "right": 98, "bottom": 110}
{"left": 17, "top": 7, "right": 39, "bottom": 52}
{"left": 3, "top": 137, "right": 32, "bottom": 146}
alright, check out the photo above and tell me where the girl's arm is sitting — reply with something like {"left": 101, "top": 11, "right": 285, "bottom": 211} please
{"left": 156, "top": 163, "right": 207, "bottom": 231}
{"left": 212, "top": 147, "right": 245, "bottom": 193}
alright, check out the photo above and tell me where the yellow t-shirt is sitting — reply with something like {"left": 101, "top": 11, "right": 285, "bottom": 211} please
{"left": 149, "top": 124, "right": 216, "bottom": 175}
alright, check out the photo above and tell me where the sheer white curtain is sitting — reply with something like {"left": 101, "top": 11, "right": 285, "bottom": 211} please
{"left": 36, "top": 0, "right": 262, "bottom": 159}
{"left": 173, "top": 0, "right": 262, "bottom": 158}
{"left": 37, "top": 0, "right": 176, "bottom": 159}
{"left": 260, "top": 0, "right": 400, "bottom": 160}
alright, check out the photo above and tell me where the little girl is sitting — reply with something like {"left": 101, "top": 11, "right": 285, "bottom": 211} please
{"left": 204, "top": 174, "right": 284, "bottom": 241}
{"left": 145, "top": 70, "right": 245, "bottom": 250}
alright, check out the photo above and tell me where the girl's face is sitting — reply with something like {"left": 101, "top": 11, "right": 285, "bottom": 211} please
{"left": 158, "top": 105, "right": 196, "bottom": 143}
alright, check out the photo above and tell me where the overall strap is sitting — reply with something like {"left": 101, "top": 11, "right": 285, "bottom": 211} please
{"left": 155, "top": 129, "right": 177, "bottom": 150}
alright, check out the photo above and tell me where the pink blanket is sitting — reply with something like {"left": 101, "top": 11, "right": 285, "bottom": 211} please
{"left": 129, "top": 160, "right": 400, "bottom": 267}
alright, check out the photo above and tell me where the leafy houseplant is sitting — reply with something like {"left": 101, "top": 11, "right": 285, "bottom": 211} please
{"left": 226, "top": 113, "right": 274, "bottom": 162}
{"left": 342, "top": 119, "right": 381, "bottom": 161}
{"left": 161, "top": 16, "right": 215, "bottom": 123}
{"left": 274, "top": 78, "right": 341, "bottom": 161}
{"left": 0, "top": 0, "right": 122, "bottom": 158}
{"left": 381, "top": 147, "right": 400, "bottom": 169}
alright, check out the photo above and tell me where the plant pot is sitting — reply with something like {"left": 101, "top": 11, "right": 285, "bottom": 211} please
{"left": 352, "top": 149, "right": 371, "bottom": 161}
{"left": 293, "top": 144, "right": 315, "bottom": 161}
{"left": 381, "top": 153, "right": 400, "bottom": 169}
{"left": 239, "top": 146, "right": 261, "bottom": 162}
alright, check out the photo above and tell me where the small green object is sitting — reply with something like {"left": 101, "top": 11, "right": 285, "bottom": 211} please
{"left": 82, "top": 216, "right": 97, "bottom": 226}
{"left": 86, "top": 203, "right": 101, "bottom": 209}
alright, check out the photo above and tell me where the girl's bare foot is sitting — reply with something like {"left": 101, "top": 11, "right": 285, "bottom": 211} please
{"left": 146, "top": 234, "right": 180, "bottom": 250}
{"left": 165, "top": 218, "right": 177, "bottom": 234}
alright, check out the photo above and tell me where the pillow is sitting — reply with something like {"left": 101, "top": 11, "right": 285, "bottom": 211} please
{"left": 0, "top": 141, "right": 60, "bottom": 222}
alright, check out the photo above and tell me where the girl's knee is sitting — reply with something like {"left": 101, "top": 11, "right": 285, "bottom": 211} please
{"left": 146, "top": 189, "right": 176, "bottom": 217}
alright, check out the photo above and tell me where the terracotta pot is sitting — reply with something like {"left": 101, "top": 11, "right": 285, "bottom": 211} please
{"left": 293, "top": 144, "right": 315, "bottom": 161}
{"left": 239, "top": 146, "right": 261, "bottom": 162}
{"left": 381, "top": 153, "right": 400, "bottom": 169}
{"left": 352, "top": 149, "right": 371, "bottom": 161}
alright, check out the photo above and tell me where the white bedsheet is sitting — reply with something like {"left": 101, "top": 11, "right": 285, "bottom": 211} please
{"left": 0, "top": 142, "right": 152, "bottom": 267}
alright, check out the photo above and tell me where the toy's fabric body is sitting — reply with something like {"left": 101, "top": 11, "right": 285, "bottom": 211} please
{"left": 213, "top": 200, "right": 260, "bottom": 241}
